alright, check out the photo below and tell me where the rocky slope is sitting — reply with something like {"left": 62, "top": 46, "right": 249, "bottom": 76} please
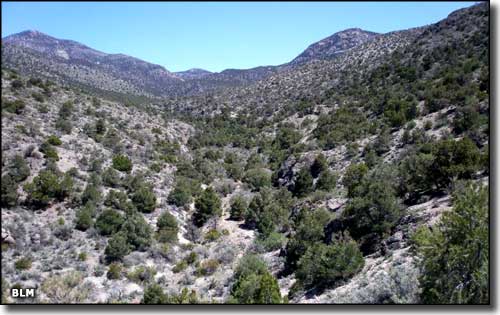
{"left": 1, "top": 2, "right": 489, "bottom": 305}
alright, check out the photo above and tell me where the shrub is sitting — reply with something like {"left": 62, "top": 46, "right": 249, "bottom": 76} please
{"left": 121, "top": 212, "right": 152, "bottom": 251}
{"left": 24, "top": 170, "right": 72, "bottom": 209}
{"left": 15, "top": 257, "right": 32, "bottom": 270}
{"left": 40, "top": 271, "right": 92, "bottom": 303}
{"left": 74, "top": 205, "right": 94, "bottom": 231}
{"left": 78, "top": 252, "right": 87, "bottom": 261}
{"left": 11, "top": 80, "right": 24, "bottom": 89}
{"left": 342, "top": 163, "right": 368, "bottom": 197}
{"left": 292, "top": 167, "right": 314, "bottom": 197}
{"left": 81, "top": 184, "right": 101, "bottom": 205}
{"left": 47, "top": 135, "right": 62, "bottom": 146}
{"left": 156, "top": 211, "right": 179, "bottom": 243}
{"left": 430, "top": 138, "right": 481, "bottom": 190}
{"left": 224, "top": 162, "right": 244, "bottom": 181}
{"left": 127, "top": 265, "right": 157, "bottom": 284}
{"left": 39, "top": 142, "right": 59, "bottom": 161}
{"left": 316, "top": 170, "right": 337, "bottom": 192}
{"left": 142, "top": 284, "right": 169, "bottom": 304}
{"left": 413, "top": 182, "right": 488, "bottom": 304}
{"left": 184, "top": 252, "right": 198, "bottom": 265}
{"left": 230, "top": 255, "right": 282, "bottom": 304}
{"left": 229, "top": 195, "right": 248, "bottom": 220}
{"left": 204, "top": 229, "right": 221, "bottom": 242}
{"left": 243, "top": 168, "right": 271, "bottom": 191}
{"left": 196, "top": 259, "right": 219, "bottom": 276}
{"left": 9, "top": 155, "right": 30, "bottom": 182}
{"left": 104, "top": 189, "right": 129, "bottom": 211}
{"left": 131, "top": 185, "right": 157, "bottom": 213}
{"left": 167, "top": 178, "right": 193, "bottom": 207}
{"left": 1, "top": 175, "right": 18, "bottom": 208}
{"left": 245, "top": 187, "right": 292, "bottom": 236}
{"left": 310, "top": 154, "right": 328, "bottom": 178}
{"left": 193, "top": 187, "right": 222, "bottom": 227}
{"left": 55, "top": 118, "right": 72, "bottom": 134}
{"left": 2, "top": 99, "right": 25, "bottom": 114}
{"left": 95, "top": 209, "right": 125, "bottom": 236}
{"left": 294, "top": 234, "right": 364, "bottom": 291}
{"left": 105, "top": 232, "right": 130, "bottom": 263}
{"left": 172, "top": 261, "right": 188, "bottom": 273}
{"left": 284, "top": 208, "right": 331, "bottom": 272}
{"left": 59, "top": 101, "right": 74, "bottom": 119}
{"left": 102, "top": 167, "right": 121, "bottom": 187}
{"left": 112, "top": 155, "right": 133, "bottom": 173}
{"left": 255, "top": 231, "right": 285, "bottom": 252}
{"left": 343, "top": 167, "right": 401, "bottom": 244}
{"left": 106, "top": 262, "right": 122, "bottom": 280}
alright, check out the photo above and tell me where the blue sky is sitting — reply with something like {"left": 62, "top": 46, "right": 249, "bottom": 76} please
{"left": 2, "top": 1, "right": 477, "bottom": 72}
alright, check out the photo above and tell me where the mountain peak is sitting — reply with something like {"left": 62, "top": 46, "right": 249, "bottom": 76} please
{"left": 289, "top": 28, "right": 379, "bottom": 65}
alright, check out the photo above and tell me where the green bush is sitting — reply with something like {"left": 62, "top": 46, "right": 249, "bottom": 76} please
{"left": 284, "top": 208, "right": 331, "bottom": 272}
{"left": 255, "top": 231, "right": 285, "bottom": 252}
{"left": 229, "top": 195, "right": 248, "bottom": 220}
{"left": 96, "top": 209, "right": 125, "bottom": 236}
{"left": 245, "top": 188, "right": 293, "bottom": 236}
{"left": 294, "top": 234, "right": 364, "bottom": 291}
{"left": 131, "top": 185, "right": 157, "bottom": 213}
{"left": 204, "top": 229, "right": 221, "bottom": 242}
{"left": 413, "top": 182, "right": 488, "bottom": 304}
{"left": 74, "top": 204, "right": 94, "bottom": 231}
{"left": 9, "top": 155, "right": 30, "bottom": 182}
{"left": 156, "top": 211, "right": 179, "bottom": 243}
{"left": 310, "top": 154, "right": 328, "bottom": 178}
{"left": 121, "top": 212, "right": 152, "bottom": 251}
{"left": 229, "top": 255, "right": 282, "bottom": 304}
{"left": 102, "top": 167, "right": 121, "bottom": 187}
{"left": 172, "top": 261, "right": 188, "bottom": 273}
{"left": 316, "top": 170, "right": 337, "bottom": 192}
{"left": 196, "top": 259, "right": 219, "bottom": 276}
{"left": 112, "top": 155, "right": 133, "bottom": 173}
{"left": 2, "top": 99, "right": 25, "bottom": 114}
{"left": 430, "top": 137, "right": 481, "bottom": 190}
{"left": 1, "top": 175, "right": 18, "bottom": 208}
{"left": 293, "top": 167, "right": 314, "bottom": 197}
{"left": 343, "top": 167, "right": 401, "bottom": 242}
{"left": 104, "top": 190, "right": 130, "bottom": 211}
{"left": 127, "top": 265, "right": 157, "bottom": 284}
{"left": 193, "top": 187, "right": 222, "bottom": 227}
{"left": 81, "top": 184, "right": 101, "bottom": 206}
{"left": 342, "top": 163, "right": 368, "bottom": 197}
{"left": 142, "top": 284, "right": 169, "bottom": 304}
{"left": 167, "top": 178, "right": 193, "bottom": 207}
{"left": 243, "top": 168, "right": 271, "bottom": 191}
{"left": 78, "top": 252, "right": 87, "bottom": 261}
{"left": 105, "top": 232, "right": 130, "bottom": 263}
{"left": 47, "top": 135, "right": 62, "bottom": 146}
{"left": 15, "top": 257, "right": 32, "bottom": 270}
{"left": 106, "top": 262, "right": 122, "bottom": 280}
{"left": 24, "top": 170, "right": 73, "bottom": 209}
{"left": 39, "top": 142, "right": 59, "bottom": 161}
{"left": 224, "top": 163, "right": 244, "bottom": 181}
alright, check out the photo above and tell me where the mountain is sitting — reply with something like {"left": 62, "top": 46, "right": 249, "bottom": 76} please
{"left": 2, "top": 30, "right": 182, "bottom": 97}
{"left": 175, "top": 68, "right": 212, "bottom": 80}
{"left": 2, "top": 27, "right": 380, "bottom": 99}
{"left": 289, "top": 28, "right": 379, "bottom": 65}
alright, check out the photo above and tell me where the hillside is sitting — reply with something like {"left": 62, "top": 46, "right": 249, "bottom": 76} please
{"left": 1, "top": 2, "right": 490, "bottom": 305}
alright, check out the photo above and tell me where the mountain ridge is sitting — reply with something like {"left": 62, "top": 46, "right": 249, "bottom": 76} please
{"left": 2, "top": 26, "right": 382, "bottom": 97}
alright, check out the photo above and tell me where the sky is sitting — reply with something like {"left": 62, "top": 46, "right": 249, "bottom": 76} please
{"left": 2, "top": 1, "right": 478, "bottom": 72}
